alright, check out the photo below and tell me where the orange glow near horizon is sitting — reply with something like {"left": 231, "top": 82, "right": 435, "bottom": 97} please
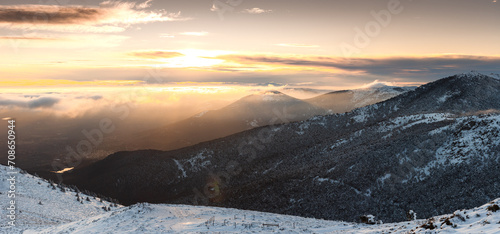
{"left": 0, "top": 79, "right": 146, "bottom": 87}
{"left": 0, "top": 49, "right": 500, "bottom": 89}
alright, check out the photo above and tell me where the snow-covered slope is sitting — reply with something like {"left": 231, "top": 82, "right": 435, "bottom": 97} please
{"left": 1, "top": 164, "right": 499, "bottom": 233}
{"left": 0, "top": 165, "right": 121, "bottom": 233}
{"left": 27, "top": 198, "right": 500, "bottom": 233}
{"left": 411, "top": 199, "right": 500, "bottom": 233}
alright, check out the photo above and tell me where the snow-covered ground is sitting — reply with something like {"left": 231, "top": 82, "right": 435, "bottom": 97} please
{"left": 25, "top": 199, "right": 500, "bottom": 233}
{"left": 0, "top": 165, "right": 120, "bottom": 233}
{"left": 1, "top": 164, "right": 499, "bottom": 233}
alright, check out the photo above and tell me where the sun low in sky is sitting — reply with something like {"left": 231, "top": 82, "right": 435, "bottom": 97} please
{"left": 0, "top": 0, "right": 499, "bottom": 90}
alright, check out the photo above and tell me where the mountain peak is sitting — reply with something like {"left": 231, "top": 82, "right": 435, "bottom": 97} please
{"left": 259, "top": 90, "right": 284, "bottom": 95}
{"left": 347, "top": 72, "right": 500, "bottom": 124}
{"left": 443, "top": 71, "right": 499, "bottom": 89}
{"left": 394, "top": 72, "right": 500, "bottom": 114}
{"left": 360, "top": 80, "right": 393, "bottom": 89}
{"left": 236, "top": 90, "right": 293, "bottom": 103}
{"left": 455, "top": 70, "right": 491, "bottom": 79}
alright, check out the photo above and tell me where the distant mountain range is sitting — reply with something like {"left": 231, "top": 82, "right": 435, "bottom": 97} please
{"left": 125, "top": 90, "right": 324, "bottom": 151}
{"left": 123, "top": 86, "right": 411, "bottom": 151}
{"left": 60, "top": 72, "right": 500, "bottom": 223}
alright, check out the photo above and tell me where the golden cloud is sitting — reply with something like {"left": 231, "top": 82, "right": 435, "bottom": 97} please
{"left": 128, "top": 51, "right": 185, "bottom": 59}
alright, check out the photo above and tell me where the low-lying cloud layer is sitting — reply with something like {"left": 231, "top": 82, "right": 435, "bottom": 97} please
{"left": 0, "top": 97, "right": 59, "bottom": 109}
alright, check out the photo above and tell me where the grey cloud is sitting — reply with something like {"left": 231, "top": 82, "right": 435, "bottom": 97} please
{"left": 0, "top": 6, "right": 102, "bottom": 24}
{"left": 0, "top": 97, "right": 59, "bottom": 109}
{"left": 75, "top": 95, "right": 103, "bottom": 100}
{"left": 27, "top": 97, "right": 60, "bottom": 108}
{"left": 219, "top": 55, "right": 500, "bottom": 79}
{"left": 89, "top": 95, "right": 103, "bottom": 100}
{"left": 0, "top": 100, "right": 23, "bottom": 107}
{"left": 23, "top": 95, "right": 40, "bottom": 98}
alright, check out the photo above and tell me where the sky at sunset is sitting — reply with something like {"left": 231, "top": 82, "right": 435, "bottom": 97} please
{"left": 0, "top": 0, "right": 498, "bottom": 91}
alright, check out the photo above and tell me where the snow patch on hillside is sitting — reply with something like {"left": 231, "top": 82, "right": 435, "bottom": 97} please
{"left": 296, "top": 121, "right": 309, "bottom": 135}
{"left": 437, "top": 91, "right": 461, "bottom": 104}
{"left": 248, "top": 119, "right": 259, "bottom": 127}
{"left": 173, "top": 159, "right": 187, "bottom": 178}
{"left": 377, "top": 113, "right": 455, "bottom": 133}
{"left": 194, "top": 110, "right": 209, "bottom": 118}
{"left": 183, "top": 149, "right": 213, "bottom": 172}
{"left": 352, "top": 107, "right": 372, "bottom": 123}
{"left": 376, "top": 173, "right": 392, "bottom": 186}
{"left": 330, "top": 139, "right": 348, "bottom": 150}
